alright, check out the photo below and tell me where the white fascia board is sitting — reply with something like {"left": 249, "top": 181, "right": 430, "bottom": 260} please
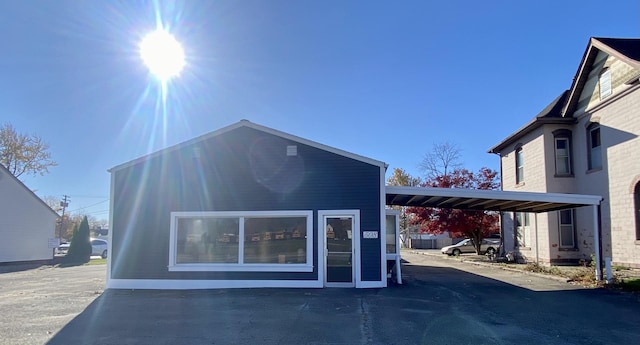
{"left": 109, "top": 120, "right": 387, "bottom": 173}
{"left": 385, "top": 186, "right": 602, "bottom": 206}
{"left": 107, "top": 279, "right": 323, "bottom": 290}
{"left": 242, "top": 121, "right": 387, "bottom": 169}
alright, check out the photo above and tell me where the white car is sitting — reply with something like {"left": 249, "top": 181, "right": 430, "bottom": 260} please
{"left": 91, "top": 238, "right": 108, "bottom": 258}
{"left": 441, "top": 238, "right": 500, "bottom": 256}
{"left": 56, "top": 242, "right": 70, "bottom": 255}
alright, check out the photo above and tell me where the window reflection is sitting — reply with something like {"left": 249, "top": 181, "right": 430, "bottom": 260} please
{"left": 244, "top": 217, "right": 307, "bottom": 264}
{"left": 175, "top": 215, "right": 308, "bottom": 265}
{"left": 176, "top": 218, "right": 239, "bottom": 263}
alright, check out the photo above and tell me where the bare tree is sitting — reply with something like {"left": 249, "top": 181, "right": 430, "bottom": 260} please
{"left": 0, "top": 123, "right": 57, "bottom": 178}
{"left": 419, "top": 141, "right": 462, "bottom": 179}
{"left": 42, "top": 195, "right": 63, "bottom": 212}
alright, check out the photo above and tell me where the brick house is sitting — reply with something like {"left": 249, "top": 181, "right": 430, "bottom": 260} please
{"left": 489, "top": 37, "right": 640, "bottom": 268}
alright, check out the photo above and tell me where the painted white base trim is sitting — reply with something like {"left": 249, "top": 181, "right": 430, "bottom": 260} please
{"left": 168, "top": 264, "right": 314, "bottom": 272}
{"left": 357, "top": 281, "right": 386, "bottom": 288}
{"left": 106, "top": 278, "right": 323, "bottom": 290}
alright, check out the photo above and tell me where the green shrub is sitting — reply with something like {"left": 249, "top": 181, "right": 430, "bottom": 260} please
{"left": 65, "top": 216, "right": 91, "bottom": 263}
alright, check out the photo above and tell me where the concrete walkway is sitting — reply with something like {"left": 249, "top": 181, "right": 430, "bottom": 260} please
{"left": 408, "top": 248, "right": 640, "bottom": 284}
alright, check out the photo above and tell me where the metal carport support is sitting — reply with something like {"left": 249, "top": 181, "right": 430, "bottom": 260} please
{"left": 385, "top": 186, "right": 604, "bottom": 280}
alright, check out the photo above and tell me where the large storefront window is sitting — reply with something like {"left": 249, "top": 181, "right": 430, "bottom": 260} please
{"left": 169, "top": 211, "right": 313, "bottom": 272}
{"left": 176, "top": 217, "right": 239, "bottom": 264}
{"left": 244, "top": 217, "right": 308, "bottom": 264}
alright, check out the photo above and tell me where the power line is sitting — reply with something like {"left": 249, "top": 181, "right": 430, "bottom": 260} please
{"left": 67, "top": 199, "right": 110, "bottom": 213}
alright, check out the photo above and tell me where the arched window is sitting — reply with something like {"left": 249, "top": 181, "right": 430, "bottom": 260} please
{"left": 587, "top": 123, "right": 602, "bottom": 170}
{"left": 635, "top": 182, "right": 640, "bottom": 240}
{"left": 515, "top": 146, "right": 524, "bottom": 184}
{"left": 553, "top": 129, "right": 573, "bottom": 176}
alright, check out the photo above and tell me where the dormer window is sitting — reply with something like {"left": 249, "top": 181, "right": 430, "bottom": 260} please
{"left": 599, "top": 68, "right": 612, "bottom": 100}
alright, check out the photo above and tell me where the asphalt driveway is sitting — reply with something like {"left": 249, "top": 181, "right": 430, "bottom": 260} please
{"left": 1, "top": 253, "right": 638, "bottom": 345}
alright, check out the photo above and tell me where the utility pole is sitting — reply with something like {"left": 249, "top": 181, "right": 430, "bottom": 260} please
{"left": 58, "top": 195, "right": 70, "bottom": 241}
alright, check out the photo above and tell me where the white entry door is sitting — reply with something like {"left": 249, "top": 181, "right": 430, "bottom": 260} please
{"left": 319, "top": 210, "right": 359, "bottom": 287}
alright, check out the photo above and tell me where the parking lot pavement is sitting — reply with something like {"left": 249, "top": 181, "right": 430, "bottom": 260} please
{"left": 2, "top": 254, "right": 639, "bottom": 345}
{"left": 0, "top": 263, "right": 106, "bottom": 345}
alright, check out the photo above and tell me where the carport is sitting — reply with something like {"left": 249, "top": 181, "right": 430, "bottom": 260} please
{"left": 385, "top": 186, "right": 604, "bottom": 280}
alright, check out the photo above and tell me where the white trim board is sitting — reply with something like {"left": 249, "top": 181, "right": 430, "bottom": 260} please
{"left": 107, "top": 279, "right": 323, "bottom": 290}
{"left": 168, "top": 210, "right": 314, "bottom": 272}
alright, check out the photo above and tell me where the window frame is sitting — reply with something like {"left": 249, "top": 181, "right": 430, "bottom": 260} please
{"left": 587, "top": 123, "right": 602, "bottom": 171}
{"left": 515, "top": 146, "right": 524, "bottom": 184}
{"left": 558, "top": 209, "right": 577, "bottom": 249}
{"left": 168, "top": 210, "right": 314, "bottom": 272}
{"left": 553, "top": 129, "right": 573, "bottom": 176}
{"left": 599, "top": 68, "right": 612, "bottom": 100}
{"left": 635, "top": 183, "right": 640, "bottom": 241}
{"left": 514, "top": 212, "right": 530, "bottom": 248}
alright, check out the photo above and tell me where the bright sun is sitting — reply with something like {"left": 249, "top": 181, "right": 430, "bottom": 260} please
{"left": 139, "top": 29, "right": 185, "bottom": 81}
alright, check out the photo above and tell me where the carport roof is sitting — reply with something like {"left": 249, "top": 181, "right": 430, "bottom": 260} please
{"left": 385, "top": 186, "right": 602, "bottom": 213}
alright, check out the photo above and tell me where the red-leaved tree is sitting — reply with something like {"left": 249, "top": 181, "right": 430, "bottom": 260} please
{"left": 407, "top": 167, "right": 500, "bottom": 254}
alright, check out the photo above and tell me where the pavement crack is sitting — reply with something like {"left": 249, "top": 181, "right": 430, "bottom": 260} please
{"left": 359, "top": 297, "right": 373, "bottom": 345}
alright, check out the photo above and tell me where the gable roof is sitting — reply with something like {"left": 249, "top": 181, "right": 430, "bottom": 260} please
{"left": 488, "top": 90, "right": 573, "bottom": 154}
{"left": 110, "top": 120, "right": 388, "bottom": 173}
{"left": 562, "top": 37, "right": 640, "bottom": 116}
{"left": 488, "top": 37, "right": 640, "bottom": 155}
{"left": 0, "top": 164, "right": 60, "bottom": 218}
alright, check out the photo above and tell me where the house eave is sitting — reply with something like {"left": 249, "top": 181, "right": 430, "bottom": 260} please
{"left": 487, "top": 117, "right": 575, "bottom": 154}
{"left": 0, "top": 165, "right": 60, "bottom": 218}
{"left": 562, "top": 37, "right": 640, "bottom": 116}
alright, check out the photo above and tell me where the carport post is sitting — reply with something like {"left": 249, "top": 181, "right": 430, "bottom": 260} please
{"left": 592, "top": 205, "right": 602, "bottom": 281}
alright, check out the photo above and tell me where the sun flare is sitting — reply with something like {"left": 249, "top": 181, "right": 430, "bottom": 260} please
{"left": 139, "top": 29, "right": 185, "bottom": 81}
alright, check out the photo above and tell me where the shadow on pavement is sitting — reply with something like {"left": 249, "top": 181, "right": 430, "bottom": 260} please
{"left": 47, "top": 259, "right": 640, "bottom": 345}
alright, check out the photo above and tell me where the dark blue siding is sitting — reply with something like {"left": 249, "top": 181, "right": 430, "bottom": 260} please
{"left": 112, "top": 127, "right": 381, "bottom": 281}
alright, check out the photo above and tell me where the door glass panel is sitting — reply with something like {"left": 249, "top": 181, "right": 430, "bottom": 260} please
{"left": 385, "top": 214, "right": 397, "bottom": 254}
{"left": 326, "top": 217, "right": 353, "bottom": 283}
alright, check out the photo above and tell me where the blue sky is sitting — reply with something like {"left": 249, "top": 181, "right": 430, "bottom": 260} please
{"left": 1, "top": 1, "right": 638, "bottom": 221}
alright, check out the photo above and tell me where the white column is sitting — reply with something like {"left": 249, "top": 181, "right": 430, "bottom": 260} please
{"left": 592, "top": 205, "right": 602, "bottom": 281}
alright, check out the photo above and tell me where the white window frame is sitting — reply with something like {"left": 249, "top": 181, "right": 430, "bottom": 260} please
{"left": 599, "top": 68, "right": 611, "bottom": 100}
{"left": 588, "top": 124, "right": 602, "bottom": 170}
{"left": 515, "top": 212, "right": 530, "bottom": 248}
{"left": 168, "top": 210, "right": 314, "bottom": 272}
{"left": 559, "top": 209, "right": 576, "bottom": 249}
{"left": 515, "top": 147, "right": 524, "bottom": 184}
{"left": 554, "top": 137, "right": 571, "bottom": 175}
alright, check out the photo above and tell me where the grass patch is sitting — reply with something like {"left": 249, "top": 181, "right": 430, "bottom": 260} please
{"left": 523, "top": 262, "right": 548, "bottom": 274}
{"left": 613, "top": 265, "right": 630, "bottom": 272}
{"left": 85, "top": 258, "right": 107, "bottom": 265}
{"left": 55, "top": 257, "right": 106, "bottom": 268}
{"left": 615, "top": 278, "right": 640, "bottom": 292}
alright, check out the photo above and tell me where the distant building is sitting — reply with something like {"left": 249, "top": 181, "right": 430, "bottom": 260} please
{"left": 0, "top": 164, "right": 59, "bottom": 264}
